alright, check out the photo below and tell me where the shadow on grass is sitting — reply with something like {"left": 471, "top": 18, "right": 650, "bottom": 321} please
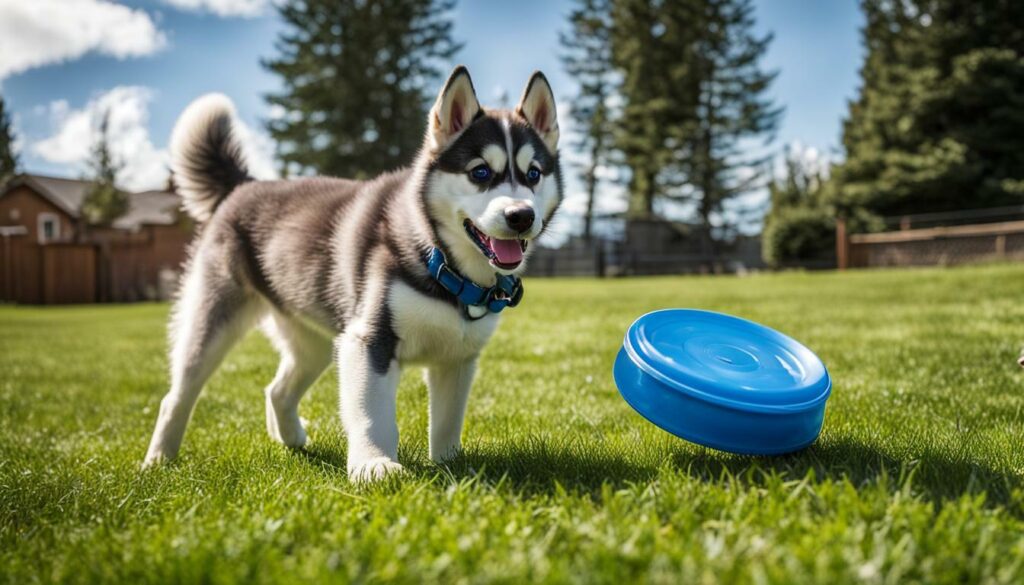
{"left": 295, "top": 436, "right": 659, "bottom": 493}
{"left": 293, "top": 434, "right": 1021, "bottom": 513}
{"left": 671, "top": 436, "right": 1022, "bottom": 510}
{"left": 294, "top": 442, "right": 348, "bottom": 475}
{"left": 449, "top": 436, "right": 1021, "bottom": 513}
{"left": 443, "top": 436, "right": 660, "bottom": 494}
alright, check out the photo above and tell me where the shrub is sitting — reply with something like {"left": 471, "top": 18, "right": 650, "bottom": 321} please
{"left": 762, "top": 205, "right": 835, "bottom": 267}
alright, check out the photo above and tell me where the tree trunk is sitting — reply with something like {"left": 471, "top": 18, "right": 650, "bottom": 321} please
{"left": 627, "top": 165, "right": 657, "bottom": 219}
{"left": 699, "top": 133, "right": 717, "bottom": 259}
{"left": 698, "top": 198, "right": 715, "bottom": 258}
{"left": 582, "top": 133, "right": 604, "bottom": 242}
{"left": 644, "top": 168, "right": 657, "bottom": 217}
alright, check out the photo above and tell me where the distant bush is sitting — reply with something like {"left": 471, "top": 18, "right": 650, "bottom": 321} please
{"left": 762, "top": 205, "right": 835, "bottom": 268}
{"left": 761, "top": 148, "right": 836, "bottom": 268}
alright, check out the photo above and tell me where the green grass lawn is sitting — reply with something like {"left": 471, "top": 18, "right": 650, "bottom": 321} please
{"left": 2, "top": 264, "right": 1024, "bottom": 584}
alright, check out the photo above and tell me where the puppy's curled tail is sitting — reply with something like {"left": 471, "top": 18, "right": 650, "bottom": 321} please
{"left": 170, "top": 94, "right": 251, "bottom": 222}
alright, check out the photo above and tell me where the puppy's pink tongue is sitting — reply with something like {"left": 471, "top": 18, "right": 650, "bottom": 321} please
{"left": 488, "top": 238, "right": 523, "bottom": 264}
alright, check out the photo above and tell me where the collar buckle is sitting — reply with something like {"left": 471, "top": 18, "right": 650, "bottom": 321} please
{"left": 425, "top": 247, "right": 523, "bottom": 318}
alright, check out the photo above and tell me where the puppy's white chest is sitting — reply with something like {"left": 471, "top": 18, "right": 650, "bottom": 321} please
{"left": 389, "top": 281, "right": 499, "bottom": 364}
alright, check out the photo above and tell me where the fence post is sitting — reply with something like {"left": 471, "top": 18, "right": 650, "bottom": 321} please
{"left": 93, "top": 243, "right": 103, "bottom": 303}
{"left": 41, "top": 245, "right": 53, "bottom": 304}
{"left": 2, "top": 235, "right": 10, "bottom": 301}
{"left": 995, "top": 234, "right": 1007, "bottom": 257}
{"left": 836, "top": 217, "right": 849, "bottom": 270}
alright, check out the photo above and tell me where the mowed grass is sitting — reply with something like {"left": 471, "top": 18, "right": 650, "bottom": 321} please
{"left": 2, "top": 264, "right": 1024, "bottom": 584}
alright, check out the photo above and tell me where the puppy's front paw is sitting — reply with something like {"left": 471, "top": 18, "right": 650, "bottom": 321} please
{"left": 429, "top": 443, "right": 462, "bottom": 464}
{"left": 266, "top": 396, "right": 309, "bottom": 448}
{"left": 270, "top": 416, "right": 308, "bottom": 449}
{"left": 141, "top": 450, "right": 171, "bottom": 469}
{"left": 348, "top": 457, "right": 405, "bottom": 482}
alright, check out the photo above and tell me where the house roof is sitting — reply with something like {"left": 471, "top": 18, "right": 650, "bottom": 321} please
{"left": 1, "top": 173, "right": 182, "bottom": 229}
{"left": 112, "top": 190, "right": 181, "bottom": 229}
{"left": 7, "top": 174, "right": 90, "bottom": 217}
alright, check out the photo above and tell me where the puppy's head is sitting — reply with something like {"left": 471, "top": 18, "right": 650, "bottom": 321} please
{"left": 422, "top": 66, "right": 562, "bottom": 281}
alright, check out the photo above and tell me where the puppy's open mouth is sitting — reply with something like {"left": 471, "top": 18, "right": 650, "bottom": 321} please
{"left": 464, "top": 219, "right": 527, "bottom": 270}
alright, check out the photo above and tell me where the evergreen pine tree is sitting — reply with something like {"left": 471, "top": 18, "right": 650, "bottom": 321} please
{"left": 610, "top": 0, "right": 779, "bottom": 252}
{"left": 264, "top": 0, "right": 461, "bottom": 179}
{"left": 831, "top": 0, "right": 1024, "bottom": 218}
{"left": 676, "top": 0, "right": 782, "bottom": 253}
{"left": 561, "top": 0, "right": 616, "bottom": 241}
{"left": 81, "top": 111, "right": 129, "bottom": 226}
{"left": 611, "top": 0, "right": 685, "bottom": 217}
{"left": 0, "top": 95, "right": 18, "bottom": 185}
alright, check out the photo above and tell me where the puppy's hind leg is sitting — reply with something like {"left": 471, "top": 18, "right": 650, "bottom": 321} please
{"left": 261, "top": 312, "right": 332, "bottom": 448}
{"left": 143, "top": 263, "right": 260, "bottom": 467}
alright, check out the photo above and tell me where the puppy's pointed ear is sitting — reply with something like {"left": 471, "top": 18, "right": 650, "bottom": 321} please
{"left": 429, "top": 66, "right": 481, "bottom": 151}
{"left": 515, "top": 71, "right": 559, "bottom": 152}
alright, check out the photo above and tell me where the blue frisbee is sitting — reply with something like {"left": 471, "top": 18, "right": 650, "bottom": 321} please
{"left": 613, "top": 309, "right": 831, "bottom": 455}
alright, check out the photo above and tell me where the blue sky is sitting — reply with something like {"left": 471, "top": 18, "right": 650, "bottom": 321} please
{"left": 0, "top": 0, "right": 863, "bottom": 224}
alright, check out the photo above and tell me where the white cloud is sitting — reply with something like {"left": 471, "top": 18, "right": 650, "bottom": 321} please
{"left": 235, "top": 118, "right": 278, "bottom": 181}
{"left": 9, "top": 112, "right": 24, "bottom": 159}
{"left": 0, "top": 0, "right": 165, "bottom": 81}
{"left": 162, "top": 0, "right": 269, "bottom": 18}
{"left": 33, "top": 86, "right": 278, "bottom": 191}
{"left": 775, "top": 140, "right": 833, "bottom": 181}
{"left": 267, "top": 103, "right": 287, "bottom": 121}
{"left": 34, "top": 87, "right": 169, "bottom": 191}
{"left": 551, "top": 100, "right": 626, "bottom": 213}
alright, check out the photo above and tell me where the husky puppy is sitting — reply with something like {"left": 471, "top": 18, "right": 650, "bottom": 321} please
{"left": 143, "top": 67, "right": 562, "bottom": 481}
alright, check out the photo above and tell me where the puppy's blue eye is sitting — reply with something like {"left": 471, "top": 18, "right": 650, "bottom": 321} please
{"left": 526, "top": 168, "right": 541, "bottom": 183}
{"left": 470, "top": 165, "right": 492, "bottom": 182}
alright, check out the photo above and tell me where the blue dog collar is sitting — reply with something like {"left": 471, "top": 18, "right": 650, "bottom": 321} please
{"left": 425, "top": 247, "right": 523, "bottom": 319}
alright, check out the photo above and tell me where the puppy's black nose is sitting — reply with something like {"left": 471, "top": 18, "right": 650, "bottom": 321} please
{"left": 504, "top": 205, "right": 535, "bottom": 233}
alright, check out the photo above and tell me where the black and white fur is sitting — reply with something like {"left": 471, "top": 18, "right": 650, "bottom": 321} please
{"left": 143, "top": 67, "right": 562, "bottom": 481}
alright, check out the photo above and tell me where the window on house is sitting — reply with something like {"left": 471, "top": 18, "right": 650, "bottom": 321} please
{"left": 38, "top": 213, "right": 60, "bottom": 244}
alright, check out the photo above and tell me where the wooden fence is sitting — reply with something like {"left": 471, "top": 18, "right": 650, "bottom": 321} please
{"left": 0, "top": 241, "right": 98, "bottom": 304}
{"left": 837, "top": 217, "right": 1024, "bottom": 269}
{"left": 0, "top": 238, "right": 185, "bottom": 305}
{"left": 526, "top": 243, "right": 765, "bottom": 277}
